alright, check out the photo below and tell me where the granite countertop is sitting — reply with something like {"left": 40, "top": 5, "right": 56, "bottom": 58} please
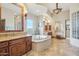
{"left": 0, "top": 34, "right": 32, "bottom": 42}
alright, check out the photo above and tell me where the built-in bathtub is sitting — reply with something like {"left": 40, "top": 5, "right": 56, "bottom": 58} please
{"left": 32, "top": 35, "right": 51, "bottom": 51}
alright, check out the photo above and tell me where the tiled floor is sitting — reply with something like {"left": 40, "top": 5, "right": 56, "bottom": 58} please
{"left": 24, "top": 38, "right": 79, "bottom": 56}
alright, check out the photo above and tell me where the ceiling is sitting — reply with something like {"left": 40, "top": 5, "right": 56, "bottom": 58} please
{"left": 2, "top": 3, "right": 78, "bottom": 16}
{"left": 25, "top": 3, "right": 78, "bottom": 15}
{"left": 25, "top": 3, "right": 47, "bottom": 16}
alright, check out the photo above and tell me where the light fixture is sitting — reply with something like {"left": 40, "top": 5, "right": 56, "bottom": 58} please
{"left": 53, "top": 3, "right": 62, "bottom": 14}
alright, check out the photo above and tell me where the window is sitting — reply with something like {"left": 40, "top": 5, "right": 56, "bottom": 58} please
{"left": 26, "top": 19, "right": 33, "bottom": 28}
{"left": 26, "top": 19, "right": 33, "bottom": 34}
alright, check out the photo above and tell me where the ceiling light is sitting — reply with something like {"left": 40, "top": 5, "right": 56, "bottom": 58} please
{"left": 53, "top": 3, "right": 62, "bottom": 14}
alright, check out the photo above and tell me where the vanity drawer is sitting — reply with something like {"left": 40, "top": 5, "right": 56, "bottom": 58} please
{"left": 0, "top": 41, "right": 8, "bottom": 48}
{"left": 9, "top": 38, "right": 25, "bottom": 45}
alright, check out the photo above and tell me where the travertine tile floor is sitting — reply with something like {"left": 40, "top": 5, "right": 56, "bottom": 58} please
{"left": 24, "top": 38, "right": 79, "bottom": 56}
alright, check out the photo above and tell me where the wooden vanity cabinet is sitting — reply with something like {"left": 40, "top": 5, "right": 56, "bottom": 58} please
{"left": 0, "top": 41, "right": 9, "bottom": 56}
{"left": 0, "top": 36, "right": 32, "bottom": 56}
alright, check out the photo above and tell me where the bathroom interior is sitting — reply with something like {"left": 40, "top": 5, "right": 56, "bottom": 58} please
{"left": 0, "top": 3, "right": 79, "bottom": 56}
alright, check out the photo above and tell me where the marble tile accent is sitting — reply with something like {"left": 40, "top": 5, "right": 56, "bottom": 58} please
{"left": 23, "top": 38, "right": 79, "bottom": 56}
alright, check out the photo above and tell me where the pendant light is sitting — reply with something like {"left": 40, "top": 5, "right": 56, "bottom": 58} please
{"left": 53, "top": 3, "right": 62, "bottom": 14}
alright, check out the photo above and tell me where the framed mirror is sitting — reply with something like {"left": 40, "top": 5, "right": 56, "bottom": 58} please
{"left": 0, "top": 3, "right": 24, "bottom": 32}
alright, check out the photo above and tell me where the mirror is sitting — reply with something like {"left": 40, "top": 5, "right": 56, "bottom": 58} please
{"left": 0, "top": 3, "right": 23, "bottom": 32}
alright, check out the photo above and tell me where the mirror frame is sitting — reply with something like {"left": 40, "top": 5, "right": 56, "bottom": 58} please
{"left": 0, "top": 3, "right": 25, "bottom": 32}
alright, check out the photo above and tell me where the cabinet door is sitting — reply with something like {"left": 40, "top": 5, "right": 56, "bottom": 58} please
{"left": 9, "top": 41, "right": 26, "bottom": 56}
{"left": 17, "top": 42, "right": 26, "bottom": 55}
{"left": 0, "top": 47, "right": 9, "bottom": 56}
{"left": 9, "top": 44, "right": 19, "bottom": 56}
